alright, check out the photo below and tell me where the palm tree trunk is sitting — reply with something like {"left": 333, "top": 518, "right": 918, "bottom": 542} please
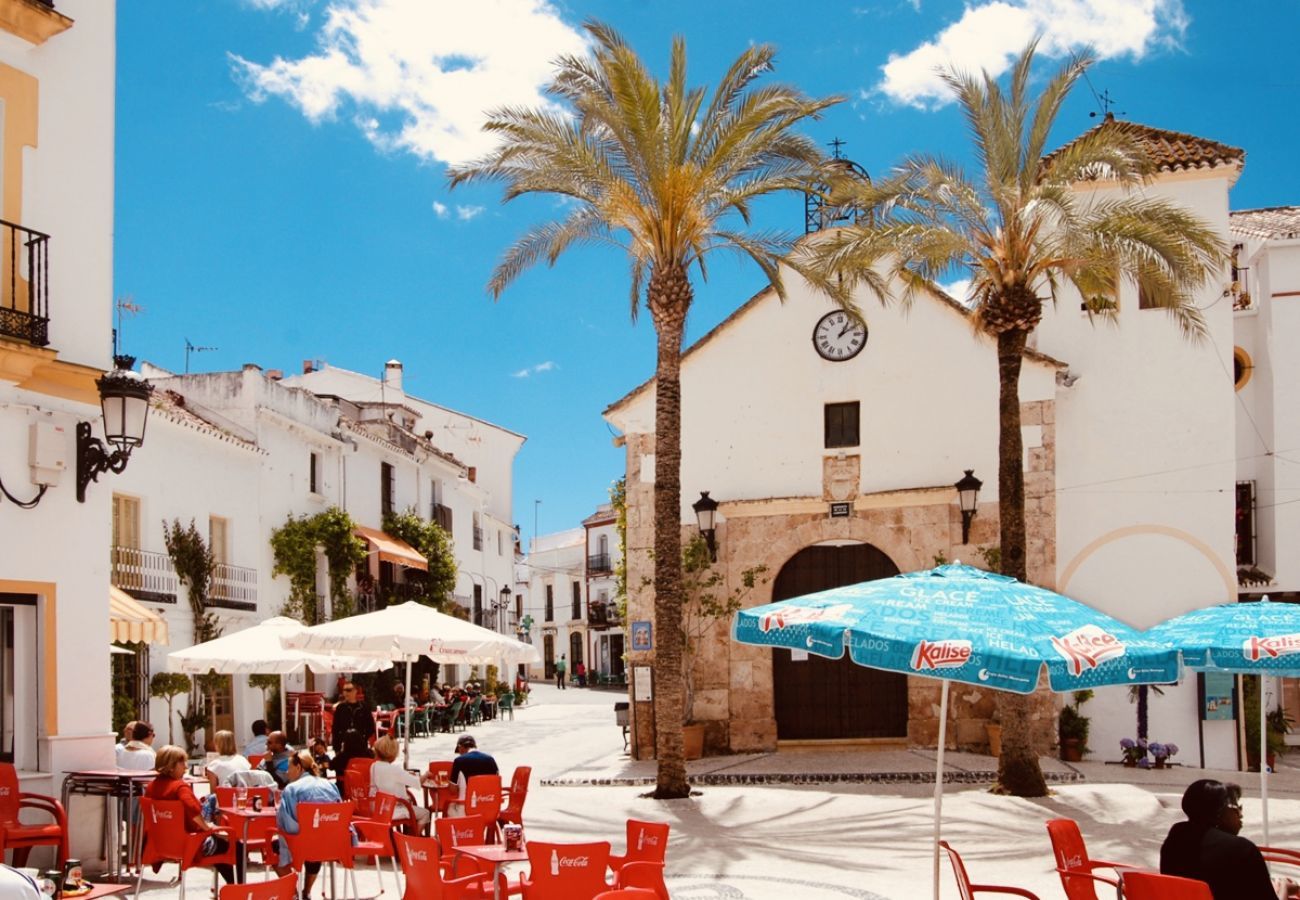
{"left": 648, "top": 264, "right": 691, "bottom": 799}
{"left": 993, "top": 328, "right": 1049, "bottom": 797}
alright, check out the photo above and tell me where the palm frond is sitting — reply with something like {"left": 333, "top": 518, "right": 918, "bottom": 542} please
{"left": 486, "top": 207, "right": 614, "bottom": 298}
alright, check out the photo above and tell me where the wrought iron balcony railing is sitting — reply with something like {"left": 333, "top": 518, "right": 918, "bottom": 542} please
{"left": 587, "top": 553, "right": 612, "bottom": 574}
{"left": 0, "top": 219, "right": 50, "bottom": 347}
{"left": 587, "top": 601, "right": 621, "bottom": 628}
{"left": 209, "top": 562, "right": 257, "bottom": 610}
{"left": 111, "top": 546, "right": 178, "bottom": 603}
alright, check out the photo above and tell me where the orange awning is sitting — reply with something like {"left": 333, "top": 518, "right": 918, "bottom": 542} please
{"left": 355, "top": 526, "right": 428, "bottom": 571}
{"left": 110, "top": 586, "right": 169, "bottom": 645}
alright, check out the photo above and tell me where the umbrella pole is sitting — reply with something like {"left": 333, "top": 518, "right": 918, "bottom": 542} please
{"left": 1262, "top": 677, "right": 1271, "bottom": 847}
{"left": 403, "top": 657, "right": 414, "bottom": 770}
{"left": 933, "top": 679, "right": 950, "bottom": 900}
{"left": 279, "top": 675, "right": 287, "bottom": 739}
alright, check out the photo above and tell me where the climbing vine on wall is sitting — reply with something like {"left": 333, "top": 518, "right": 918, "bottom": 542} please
{"left": 382, "top": 509, "right": 458, "bottom": 611}
{"left": 610, "top": 477, "right": 628, "bottom": 623}
{"left": 163, "top": 518, "right": 218, "bottom": 645}
{"left": 269, "top": 507, "right": 367, "bottom": 623}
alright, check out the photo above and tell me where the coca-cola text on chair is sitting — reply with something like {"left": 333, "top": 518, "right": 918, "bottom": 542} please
{"left": 394, "top": 832, "right": 498, "bottom": 900}
{"left": 1045, "top": 818, "right": 1135, "bottom": 900}
{"left": 1119, "top": 871, "right": 1213, "bottom": 900}
{"left": 608, "top": 820, "right": 669, "bottom": 876}
{"left": 134, "top": 798, "right": 237, "bottom": 900}
{"left": 520, "top": 840, "right": 612, "bottom": 900}
{"left": 464, "top": 775, "right": 503, "bottom": 843}
{"left": 0, "top": 762, "right": 67, "bottom": 868}
{"left": 940, "top": 841, "right": 1040, "bottom": 900}
{"left": 282, "top": 801, "right": 359, "bottom": 900}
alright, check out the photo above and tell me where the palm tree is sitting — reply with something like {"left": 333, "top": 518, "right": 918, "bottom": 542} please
{"left": 448, "top": 21, "right": 841, "bottom": 798}
{"left": 796, "top": 43, "right": 1225, "bottom": 796}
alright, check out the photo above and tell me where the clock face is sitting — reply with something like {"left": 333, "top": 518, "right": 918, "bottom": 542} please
{"left": 812, "top": 311, "right": 867, "bottom": 361}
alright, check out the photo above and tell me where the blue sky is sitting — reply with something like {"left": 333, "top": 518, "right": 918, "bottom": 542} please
{"left": 114, "top": 0, "right": 1300, "bottom": 549}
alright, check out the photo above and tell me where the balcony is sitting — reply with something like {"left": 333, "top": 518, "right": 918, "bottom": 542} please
{"left": 587, "top": 552, "right": 612, "bottom": 574}
{"left": 472, "top": 526, "right": 483, "bottom": 551}
{"left": 0, "top": 220, "right": 50, "bottom": 347}
{"left": 111, "top": 546, "right": 178, "bottom": 604}
{"left": 588, "top": 600, "right": 620, "bottom": 629}
{"left": 209, "top": 562, "right": 257, "bottom": 611}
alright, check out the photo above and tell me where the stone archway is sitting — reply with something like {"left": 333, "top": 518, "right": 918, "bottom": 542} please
{"left": 771, "top": 542, "right": 908, "bottom": 740}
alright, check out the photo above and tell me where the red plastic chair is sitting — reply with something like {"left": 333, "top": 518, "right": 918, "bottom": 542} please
{"left": 246, "top": 754, "right": 266, "bottom": 770}
{"left": 344, "top": 757, "right": 378, "bottom": 806}
{"left": 424, "top": 760, "right": 455, "bottom": 814}
{"left": 940, "top": 842, "right": 1040, "bottom": 900}
{"left": 351, "top": 791, "right": 405, "bottom": 892}
{"left": 464, "top": 775, "right": 503, "bottom": 843}
{"left": 0, "top": 762, "right": 67, "bottom": 867}
{"left": 435, "top": 815, "right": 495, "bottom": 877}
{"left": 395, "top": 831, "right": 499, "bottom": 900}
{"left": 1119, "top": 871, "right": 1212, "bottom": 899}
{"left": 519, "top": 840, "right": 612, "bottom": 899}
{"left": 499, "top": 766, "right": 532, "bottom": 828}
{"left": 616, "top": 862, "right": 669, "bottom": 899}
{"left": 1046, "top": 818, "right": 1135, "bottom": 900}
{"left": 281, "top": 801, "right": 358, "bottom": 899}
{"left": 593, "top": 892, "right": 657, "bottom": 900}
{"left": 217, "top": 872, "right": 299, "bottom": 900}
{"left": 134, "top": 798, "right": 237, "bottom": 900}
{"left": 608, "top": 820, "right": 669, "bottom": 876}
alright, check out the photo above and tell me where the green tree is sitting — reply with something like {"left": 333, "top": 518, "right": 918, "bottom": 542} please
{"left": 449, "top": 21, "right": 841, "bottom": 799}
{"left": 798, "top": 43, "right": 1224, "bottom": 796}
{"left": 162, "top": 518, "right": 217, "bottom": 645}
{"left": 382, "top": 508, "right": 458, "bottom": 610}
{"left": 269, "top": 508, "right": 367, "bottom": 622}
{"left": 149, "top": 672, "right": 191, "bottom": 746}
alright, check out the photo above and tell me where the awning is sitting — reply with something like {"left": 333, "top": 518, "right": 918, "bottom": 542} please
{"left": 355, "top": 526, "right": 428, "bottom": 571}
{"left": 110, "top": 586, "right": 169, "bottom": 645}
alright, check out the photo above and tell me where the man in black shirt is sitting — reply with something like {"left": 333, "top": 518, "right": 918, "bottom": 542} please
{"left": 447, "top": 734, "right": 499, "bottom": 816}
{"left": 1161, "top": 779, "right": 1295, "bottom": 899}
{"left": 330, "top": 681, "right": 375, "bottom": 794}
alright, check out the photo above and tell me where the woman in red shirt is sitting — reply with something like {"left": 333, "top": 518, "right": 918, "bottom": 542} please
{"left": 144, "top": 745, "right": 234, "bottom": 885}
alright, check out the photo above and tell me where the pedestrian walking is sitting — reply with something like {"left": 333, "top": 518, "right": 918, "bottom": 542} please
{"left": 554, "top": 654, "right": 567, "bottom": 690}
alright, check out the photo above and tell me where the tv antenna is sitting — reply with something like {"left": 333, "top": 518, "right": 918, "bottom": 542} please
{"left": 1083, "top": 72, "right": 1124, "bottom": 120}
{"left": 184, "top": 338, "right": 218, "bottom": 374}
{"left": 113, "top": 295, "right": 143, "bottom": 356}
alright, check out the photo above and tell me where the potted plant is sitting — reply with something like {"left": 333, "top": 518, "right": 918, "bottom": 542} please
{"left": 1148, "top": 742, "right": 1179, "bottom": 768}
{"left": 1120, "top": 737, "right": 1147, "bottom": 767}
{"left": 676, "top": 535, "right": 767, "bottom": 759}
{"left": 1058, "top": 690, "right": 1092, "bottom": 762}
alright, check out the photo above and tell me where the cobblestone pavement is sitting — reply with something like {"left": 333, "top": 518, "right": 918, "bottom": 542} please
{"left": 122, "top": 681, "right": 1300, "bottom": 898}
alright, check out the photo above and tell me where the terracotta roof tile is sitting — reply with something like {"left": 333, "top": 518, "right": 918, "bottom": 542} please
{"left": 1044, "top": 117, "right": 1244, "bottom": 176}
{"left": 1230, "top": 207, "right": 1300, "bottom": 241}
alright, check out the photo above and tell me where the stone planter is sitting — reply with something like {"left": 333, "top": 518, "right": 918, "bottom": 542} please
{"left": 1060, "top": 738, "right": 1083, "bottom": 762}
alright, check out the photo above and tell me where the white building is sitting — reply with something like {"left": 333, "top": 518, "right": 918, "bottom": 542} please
{"left": 522, "top": 528, "right": 586, "bottom": 682}
{"left": 583, "top": 503, "right": 626, "bottom": 682}
{"left": 606, "top": 120, "right": 1266, "bottom": 766}
{"left": 0, "top": 0, "right": 123, "bottom": 864}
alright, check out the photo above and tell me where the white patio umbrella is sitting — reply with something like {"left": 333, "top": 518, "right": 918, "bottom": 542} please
{"left": 281, "top": 602, "right": 540, "bottom": 765}
{"left": 168, "top": 616, "right": 392, "bottom": 734}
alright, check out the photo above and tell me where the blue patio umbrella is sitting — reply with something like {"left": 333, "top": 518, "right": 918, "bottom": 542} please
{"left": 1146, "top": 595, "right": 1300, "bottom": 845}
{"left": 733, "top": 563, "right": 1181, "bottom": 900}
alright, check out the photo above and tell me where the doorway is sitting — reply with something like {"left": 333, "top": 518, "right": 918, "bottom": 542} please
{"left": 771, "top": 543, "right": 908, "bottom": 740}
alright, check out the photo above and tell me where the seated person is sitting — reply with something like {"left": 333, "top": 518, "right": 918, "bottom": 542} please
{"left": 115, "top": 720, "right": 138, "bottom": 753}
{"left": 272, "top": 750, "right": 342, "bottom": 899}
{"left": 370, "top": 735, "right": 430, "bottom": 832}
{"left": 0, "top": 865, "right": 43, "bottom": 899}
{"left": 310, "top": 737, "right": 332, "bottom": 771}
{"left": 259, "top": 731, "right": 294, "bottom": 788}
{"left": 205, "top": 729, "right": 251, "bottom": 789}
{"left": 243, "top": 719, "right": 269, "bottom": 758}
{"left": 1161, "top": 778, "right": 1298, "bottom": 899}
{"left": 145, "top": 745, "right": 235, "bottom": 886}
{"left": 116, "top": 721, "right": 156, "bottom": 770}
{"left": 446, "top": 734, "right": 499, "bottom": 817}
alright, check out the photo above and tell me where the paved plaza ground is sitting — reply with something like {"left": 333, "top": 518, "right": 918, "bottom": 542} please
{"left": 126, "top": 682, "right": 1300, "bottom": 898}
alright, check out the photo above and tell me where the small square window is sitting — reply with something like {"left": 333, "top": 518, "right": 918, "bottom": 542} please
{"left": 824, "top": 402, "right": 860, "bottom": 449}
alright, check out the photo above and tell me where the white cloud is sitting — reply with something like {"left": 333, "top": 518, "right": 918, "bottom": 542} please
{"left": 939, "top": 278, "right": 973, "bottom": 306}
{"left": 432, "top": 201, "right": 448, "bottom": 218}
{"left": 511, "top": 360, "right": 557, "bottom": 378}
{"left": 876, "top": 0, "right": 1188, "bottom": 109}
{"left": 231, "top": 0, "right": 588, "bottom": 166}
{"left": 456, "top": 205, "right": 484, "bottom": 221}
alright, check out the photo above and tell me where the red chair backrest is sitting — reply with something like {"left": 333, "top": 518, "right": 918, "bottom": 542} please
{"left": 218, "top": 873, "right": 299, "bottom": 900}
{"left": 618, "top": 862, "right": 669, "bottom": 899}
{"left": 139, "top": 798, "right": 192, "bottom": 864}
{"left": 1045, "top": 818, "right": 1101, "bottom": 900}
{"left": 286, "top": 801, "right": 355, "bottom": 867}
{"left": 345, "top": 758, "right": 377, "bottom": 800}
{"left": 247, "top": 754, "right": 266, "bottom": 769}
{"left": 395, "top": 832, "right": 456, "bottom": 900}
{"left": 524, "top": 840, "right": 611, "bottom": 899}
{"left": 434, "top": 815, "right": 490, "bottom": 862}
{"left": 940, "top": 841, "right": 977, "bottom": 900}
{"left": 0, "top": 763, "right": 20, "bottom": 825}
{"left": 508, "top": 766, "right": 531, "bottom": 802}
{"left": 621, "top": 820, "right": 669, "bottom": 866}
{"left": 465, "top": 774, "right": 503, "bottom": 823}
{"left": 594, "top": 892, "right": 657, "bottom": 899}
{"left": 1120, "top": 871, "right": 1213, "bottom": 900}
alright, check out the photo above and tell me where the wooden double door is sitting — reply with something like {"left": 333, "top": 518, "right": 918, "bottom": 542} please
{"left": 772, "top": 543, "right": 908, "bottom": 740}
